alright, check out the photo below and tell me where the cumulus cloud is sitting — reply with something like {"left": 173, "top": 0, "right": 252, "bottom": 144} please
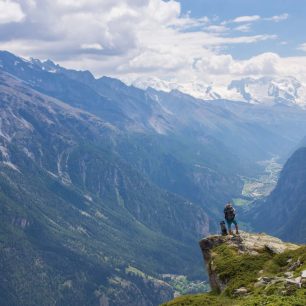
{"left": 0, "top": 0, "right": 304, "bottom": 87}
{"left": 0, "top": 0, "right": 25, "bottom": 24}
{"left": 194, "top": 52, "right": 280, "bottom": 77}
{"left": 241, "top": 52, "right": 280, "bottom": 75}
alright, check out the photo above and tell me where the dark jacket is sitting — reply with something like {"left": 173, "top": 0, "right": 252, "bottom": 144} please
{"left": 224, "top": 205, "right": 235, "bottom": 220}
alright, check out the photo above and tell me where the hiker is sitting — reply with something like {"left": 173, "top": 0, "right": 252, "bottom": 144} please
{"left": 224, "top": 202, "right": 239, "bottom": 235}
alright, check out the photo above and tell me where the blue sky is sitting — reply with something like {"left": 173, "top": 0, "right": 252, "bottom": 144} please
{"left": 178, "top": 0, "right": 306, "bottom": 58}
{"left": 0, "top": 0, "right": 306, "bottom": 86}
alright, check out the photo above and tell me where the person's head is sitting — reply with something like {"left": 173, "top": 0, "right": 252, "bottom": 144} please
{"left": 226, "top": 201, "right": 232, "bottom": 208}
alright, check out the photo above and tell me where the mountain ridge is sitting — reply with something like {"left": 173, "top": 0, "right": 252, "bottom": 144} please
{"left": 0, "top": 67, "right": 209, "bottom": 306}
{"left": 132, "top": 75, "right": 306, "bottom": 108}
{"left": 2, "top": 50, "right": 306, "bottom": 108}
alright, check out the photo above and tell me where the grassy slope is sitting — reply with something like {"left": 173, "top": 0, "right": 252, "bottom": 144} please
{"left": 163, "top": 245, "right": 306, "bottom": 306}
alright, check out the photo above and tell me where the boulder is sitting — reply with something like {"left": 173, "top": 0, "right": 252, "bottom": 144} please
{"left": 288, "top": 258, "right": 302, "bottom": 271}
{"left": 234, "top": 287, "right": 248, "bottom": 296}
{"left": 285, "top": 279, "right": 301, "bottom": 289}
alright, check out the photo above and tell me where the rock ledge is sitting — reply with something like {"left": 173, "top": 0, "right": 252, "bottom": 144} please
{"left": 199, "top": 231, "right": 300, "bottom": 292}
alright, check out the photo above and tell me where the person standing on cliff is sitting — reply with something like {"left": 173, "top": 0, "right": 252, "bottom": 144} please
{"left": 224, "top": 202, "right": 239, "bottom": 235}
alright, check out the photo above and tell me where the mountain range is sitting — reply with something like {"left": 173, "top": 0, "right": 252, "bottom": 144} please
{"left": 133, "top": 76, "right": 306, "bottom": 107}
{"left": 1, "top": 50, "right": 306, "bottom": 305}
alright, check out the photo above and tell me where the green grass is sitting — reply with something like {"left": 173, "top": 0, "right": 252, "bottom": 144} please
{"left": 162, "top": 275, "right": 210, "bottom": 296}
{"left": 163, "top": 245, "right": 306, "bottom": 306}
{"left": 213, "top": 245, "right": 272, "bottom": 296}
{"left": 232, "top": 198, "right": 252, "bottom": 207}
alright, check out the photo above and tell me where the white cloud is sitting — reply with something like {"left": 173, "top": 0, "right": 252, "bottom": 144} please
{"left": 81, "top": 43, "right": 104, "bottom": 50}
{"left": 194, "top": 52, "right": 280, "bottom": 77}
{"left": 0, "top": 0, "right": 304, "bottom": 88}
{"left": 0, "top": 0, "right": 25, "bottom": 24}
{"left": 206, "top": 25, "right": 229, "bottom": 33}
{"left": 266, "top": 13, "right": 289, "bottom": 22}
{"left": 234, "top": 23, "right": 251, "bottom": 32}
{"left": 241, "top": 52, "right": 280, "bottom": 75}
{"left": 233, "top": 15, "right": 261, "bottom": 23}
{"left": 228, "top": 13, "right": 288, "bottom": 26}
{"left": 214, "top": 34, "right": 277, "bottom": 45}
{"left": 298, "top": 43, "right": 306, "bottom": 52}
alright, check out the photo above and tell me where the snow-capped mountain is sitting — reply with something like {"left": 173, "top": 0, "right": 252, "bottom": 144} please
{"left": 132, "top": 77, "right": 223, "bottom": 100}
{"left": 2, "top": 50, "right": 305, "bottom": 107}
{"left": 228, "top": 77, "right": 306, "bottom": 107}
{"left": 132, "top": 76, "right": 306, "bottom": 108}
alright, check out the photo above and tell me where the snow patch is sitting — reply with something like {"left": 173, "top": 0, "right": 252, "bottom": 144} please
{"left": 2, "top": 161, "right": 20, "bottom": 172}
{"left": 84, "top": 194, "right": 93, "bottom": 202}
{"left": 80, "top": 210, "right": 91, "bottom": 218}
{"left": 57, "top": 150, "right": 72, "bottom": 185}
{"left": 0, "top": 145, "right": 9, "bottom": 160}
{"left": 47, "top": 171, "right": 59, "bottom": 178}
{"left": 23, "top": 148, "right": 35, "bottom": 160}
{"left": 148, "top": 116, "right": 169, "bottom": 135}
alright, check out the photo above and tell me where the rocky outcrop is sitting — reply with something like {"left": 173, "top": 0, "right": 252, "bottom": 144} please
{"left": 199, "top": 231, "right": 299, "bottom": 293}
{"left": 163, "top": 232, "right": 306, "bottom": 305}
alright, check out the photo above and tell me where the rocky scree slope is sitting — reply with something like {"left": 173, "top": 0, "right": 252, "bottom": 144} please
{"left": 163, "top": 232, "right": 306, "bottom": 305}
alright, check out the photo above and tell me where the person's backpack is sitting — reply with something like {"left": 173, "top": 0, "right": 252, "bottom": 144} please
{"left": 224, "top": 206, "right": 235, "bottom": 220}
{"left": 220, "top": 221, "right": 228, "bottom": 236}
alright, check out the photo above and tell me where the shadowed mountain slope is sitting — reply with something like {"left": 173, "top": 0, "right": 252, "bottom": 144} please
{"left": 0, "top": 70, "right": 208, "bottom": 306}
{"left": 248, "top": 147, "right": 306, "bottom": 244}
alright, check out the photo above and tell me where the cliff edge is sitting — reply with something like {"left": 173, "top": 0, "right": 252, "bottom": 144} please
{"left": 199, "top": 231, "right": 300, "bottom": 293}
{"left": 163, "top": 232, "right": 306, "bottom": 305}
